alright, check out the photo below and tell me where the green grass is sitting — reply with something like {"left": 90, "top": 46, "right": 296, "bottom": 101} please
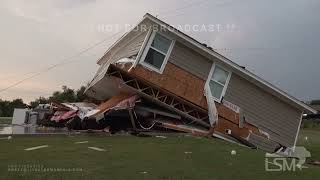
{"left": 297, "top": 129, "right": 320, "bottom": 160}
{"left": 0, "top": 117, "right": 12, "bottom": 124}
{"left": 302, "top": 121, "right": 320, "bottom": 129}
{"left": 0, "top": 130, "right": 319, "bottom": 180}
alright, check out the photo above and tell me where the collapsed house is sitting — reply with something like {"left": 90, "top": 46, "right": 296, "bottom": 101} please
{"left": 80, "top": 13, "right": 318, "bottom": 153}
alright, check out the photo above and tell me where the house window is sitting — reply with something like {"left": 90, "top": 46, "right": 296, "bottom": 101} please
{"left": 140, "top": 32, "right": 175, "bottom": 73}
{"left": 207, "top": 64, "right": 232, "bottom": 102}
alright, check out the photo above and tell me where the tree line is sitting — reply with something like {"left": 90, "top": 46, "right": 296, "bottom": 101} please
{"left": 1, "top": 85, "right": 320, "bottom": 117}
{"left": 0, "top": 85, "right": 94, "bottom": 117}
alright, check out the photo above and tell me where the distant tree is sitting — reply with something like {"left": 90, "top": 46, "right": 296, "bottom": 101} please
{"left": 30, "top": 96, "right": 49, "bottom": 108}
{"left": 76, "top": 86, "right": 89, "bottom": 102}
{"left": 61, "top": 85, "right": 77, "bottom": 102}
{"left": 0, "top": 98, "right": 27, "bottom": 117}
{"left": 0, "top": 100, "right": 10, "bottom": 117}
{"left": 310, "top": 100, "right": 320, "bottom": 105}
{"left": 10, "top": 99, "right": 26, "bottom": 108}
{"left": 0, "top": 99, "right": 4, "bottom": 116}
{"left": 48, "top": 86, "right": 76, "bottom": 103}
{"left": 28, "top": 85, "right": 96, "bottom": 109}
{"left": 0, "top": 99, "right": 2, "bottom": 116}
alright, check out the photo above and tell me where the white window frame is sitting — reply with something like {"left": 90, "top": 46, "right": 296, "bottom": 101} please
{"left": 139, "top": 31, "right": 175, "bottom": 74}
{"left": 205, "top": 63, "right": 232, "bottom": 103}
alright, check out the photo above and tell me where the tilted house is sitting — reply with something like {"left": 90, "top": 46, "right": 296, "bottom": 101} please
{"left": 86, "top": 13, "right": 316, "bottom": 152}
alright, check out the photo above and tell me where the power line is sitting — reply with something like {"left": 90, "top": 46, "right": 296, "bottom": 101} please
{"left": 0, "top": 1, "right": 223, "bottom": 94}
{"left": 1, "top": 30, "right": 124, "bottom": 82}
{"left": 0, "top": 30, "right": 124, "bottom": 93}
{"left": 0, "top": 72, "right": 35, "bottom": 81}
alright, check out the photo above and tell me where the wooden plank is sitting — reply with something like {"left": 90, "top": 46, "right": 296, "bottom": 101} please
{"left": 88, "top": 147, "right": 106, "bottom": 152}
{"left": 158, "top": 122, "right": 209, "bottom": 136}
{"left": 135, "top": 106, "right": 181, "bottom": 120}
{"left": 24, "top": 145, "right": 48, "bottom": 151}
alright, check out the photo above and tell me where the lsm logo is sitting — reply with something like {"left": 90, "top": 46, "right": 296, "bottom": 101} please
{"left": 265, "top": 147, "right": 311, "bottom": 172}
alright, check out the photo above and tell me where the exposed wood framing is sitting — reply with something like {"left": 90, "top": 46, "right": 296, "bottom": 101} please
{"left": 118, "top": 63, "right": 208, "bottom": 109}
{"left": 157, "top": 122, "right": 209, "bottom": 136}
{"left": 107, "top": 65, "right": 211, "bottom": 128}
{"left": 135, "top": 106, "right": 181, "bottom": 120}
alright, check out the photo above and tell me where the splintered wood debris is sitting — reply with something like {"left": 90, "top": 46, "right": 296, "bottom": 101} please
{"left": 24, "top": 145, "right": 49, "bottom": 151}
{"left": 74, "top": 141, "right": 89, "bottom": 144}
{"left": 88, "top": 147, "right": 106, "bottom": 152}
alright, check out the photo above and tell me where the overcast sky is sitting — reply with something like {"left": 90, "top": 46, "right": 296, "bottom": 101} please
{"left": 0, "top": 0, "right": 319, "bottom": 103}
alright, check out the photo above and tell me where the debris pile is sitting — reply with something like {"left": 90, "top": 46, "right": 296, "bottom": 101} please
{"left": 33, "top": 102, "right": 97, "bottom": 129}
{"left": 29, "top": 94, "right": 210, "bottom": 135}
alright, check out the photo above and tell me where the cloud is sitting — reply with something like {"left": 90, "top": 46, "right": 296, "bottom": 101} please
{"left": 2, "top": 0, "right": 98, "bottom": 22}
{"left": 0, "top": 0, "right": 319, "bottom": 103}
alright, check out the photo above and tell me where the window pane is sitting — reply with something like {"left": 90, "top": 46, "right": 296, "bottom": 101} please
{"left": 144, "top": 48, "right": 166, "bottom": 69}
{"left": 209, "top": 81, "right": 224, "bottom": 99}
{"left": 151, "top": 33, "right": 171, "bottom": 54}
{"left": 212, "top": 66, "right": 229, "bottom": 85}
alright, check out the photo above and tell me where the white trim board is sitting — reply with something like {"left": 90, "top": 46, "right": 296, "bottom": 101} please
{"left": 74, "top": 141, "right": 89, "bottom": 144}
{"left": 88, "top": 147, "right": 106, "bottom": 152}
{"left": 205, "top": 63, "right": 232, "bottom": 103}
{"left": 292, "top": 112, "right": 304, "bottom": 151}
{"left": 24, "top": 145, "right": 48, "bottom": 151}
{"left": 142, "top": 13, "right": 316, "bottom": 114}
{"left": 133, "top": 28, "right": 153, "bottom": 68}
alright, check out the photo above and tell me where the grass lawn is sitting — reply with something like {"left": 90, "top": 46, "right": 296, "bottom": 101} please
{"left": 0, "top": 130, "right": 319, "bottom": 180}
{"left": 0, "top": 117, "right": 12, "bottom": 124}
{"left": 297, "top": 129, "right": 320, "bottom": 160}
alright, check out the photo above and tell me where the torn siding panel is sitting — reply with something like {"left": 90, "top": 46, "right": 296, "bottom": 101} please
{"left": 224, "top": 74, "right": 302, "bottom": 147}
{"left": 168, "top": 41, "right": 212, "bottom": 80}
{"left": 204, "top": 88, "right": 218, "bottom": 126}
{"left": 85, "top": 75, "right": 134, "bottom": 101}
{"left": 100, "top": 29, "right": 149, "bottom": 66}
{"left": 109, "top": 31, "right": 148, "bottom": 63}
{"left": 247, "top": 133, "right": 280, "bottom": 153}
